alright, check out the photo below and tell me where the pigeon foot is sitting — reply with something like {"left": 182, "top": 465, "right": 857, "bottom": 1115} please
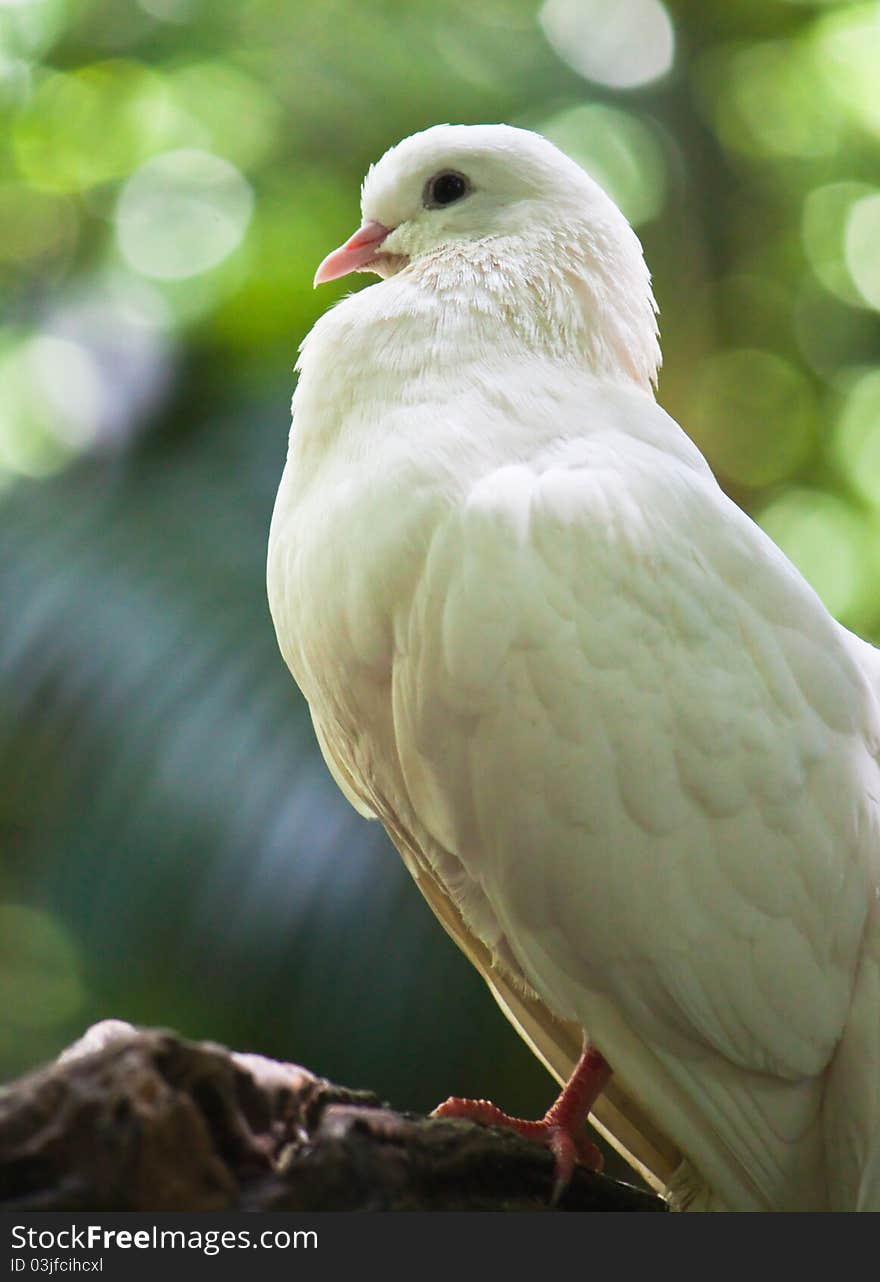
{"left": 431, "top": 1041, "right": 611, "bottom": 1202}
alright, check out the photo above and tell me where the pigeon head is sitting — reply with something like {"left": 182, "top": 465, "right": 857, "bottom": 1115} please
{"left": 312, "top": 123, "right": 661, "bottom": 390}
{"left": 315, "top": 124, "right": 596, "bottom": 284}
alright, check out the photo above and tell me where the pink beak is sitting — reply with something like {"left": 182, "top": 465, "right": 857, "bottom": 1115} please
{"left": 313, "top": 220, "right": 391, "bottom": 286}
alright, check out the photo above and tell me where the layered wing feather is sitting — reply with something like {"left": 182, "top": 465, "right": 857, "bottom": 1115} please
{"left": 384, "top": 398, "right": 880, "bottom": 1208}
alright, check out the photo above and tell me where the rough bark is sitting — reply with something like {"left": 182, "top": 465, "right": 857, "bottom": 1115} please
{"left": 0, "top": 1021, "right": 665, "bottom": 1212}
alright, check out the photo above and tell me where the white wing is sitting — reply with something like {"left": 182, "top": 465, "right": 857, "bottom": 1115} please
{"left": 384, "top": 398, "right": 880, "bottom": 1209}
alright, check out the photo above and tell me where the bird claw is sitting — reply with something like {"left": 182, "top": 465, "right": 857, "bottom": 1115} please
{"left": 547, "top": 1125, "right": 604, "bottom": 1203}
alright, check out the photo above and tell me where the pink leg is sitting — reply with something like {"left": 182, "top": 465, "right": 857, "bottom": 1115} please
{"left": 432, "top": 1041, "right": 612, "bottom": 1201}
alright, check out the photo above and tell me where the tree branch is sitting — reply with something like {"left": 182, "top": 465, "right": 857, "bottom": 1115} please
{"left": 0, "top": 1021, "right": 665, "bottom": 1212}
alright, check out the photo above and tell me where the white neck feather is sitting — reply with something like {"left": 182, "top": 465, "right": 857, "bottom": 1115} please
{"left": 294, "top": 219, "right": 660, "bottom": 444}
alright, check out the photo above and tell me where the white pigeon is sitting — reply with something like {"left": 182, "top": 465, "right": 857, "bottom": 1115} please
{"left": 267, "top": 123, "right": 880, "bottom": 1211}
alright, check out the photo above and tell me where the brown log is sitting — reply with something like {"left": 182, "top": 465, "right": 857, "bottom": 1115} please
{"left": 0, "top": 1021, "right": 665, "bottom": 1212}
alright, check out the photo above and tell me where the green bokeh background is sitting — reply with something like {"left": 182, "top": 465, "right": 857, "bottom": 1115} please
{"left": 2, "top": 0, "right": 879, "bottom": 1174}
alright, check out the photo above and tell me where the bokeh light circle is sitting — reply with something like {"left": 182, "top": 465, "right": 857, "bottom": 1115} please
{"left": 115, "top": 148, "right": 254, "bottom": 281}
{"left": 802, "top": 182, "right": 875, "bottom": 306}
{"left": 845, "top": 192, "right": 880, "bottom": 311}
{"left": 538, "top": 103, "right": 667, "bottom": 226}
{"left": 833, "top": 369, "right": 880, "bottom": 506}
{"left": 539, "top": 0, "right": 675, "bottom": 90}
{"left": 0, "top": 904, "right": 85, "bottom": 1033}
{"left": 688, "top": 349, "right": 817, "bottom": 488}
{"left": 758, "top": 488, "right": 868, "bottom": 622}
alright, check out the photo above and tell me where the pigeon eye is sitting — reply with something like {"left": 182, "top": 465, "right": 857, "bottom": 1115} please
{"left": 424, "top": 170, "right": 471, "bottom": 208}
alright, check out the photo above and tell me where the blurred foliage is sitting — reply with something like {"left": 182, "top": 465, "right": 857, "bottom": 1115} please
{"left": 1, "top": 0, "right": 880, "bottom": 1180}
